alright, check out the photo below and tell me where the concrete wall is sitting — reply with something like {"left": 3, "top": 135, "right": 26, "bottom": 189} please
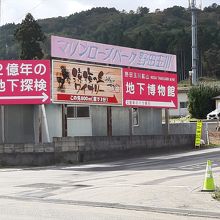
{"left": 54, "top": 134, "right": 194, "bottom": 162}
{"left": 0, "top": 143, "right": 55, "bottom": 166}
{"left": 168, "top": 123, "right": 196, "bottom": 135}
{"left": 167, "top": 122, "right": 213, "bottom": 144}
{"left": 0, "top": 134, "right": 194, "bottom": 166}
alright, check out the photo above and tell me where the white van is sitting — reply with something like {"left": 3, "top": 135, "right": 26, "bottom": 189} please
{"left": 207, "top": 109, "right": 220, "bottom": 120}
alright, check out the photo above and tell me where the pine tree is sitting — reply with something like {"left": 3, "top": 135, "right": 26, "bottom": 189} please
{"left": 14, "top": 13, "right": 45, "bottom": 60}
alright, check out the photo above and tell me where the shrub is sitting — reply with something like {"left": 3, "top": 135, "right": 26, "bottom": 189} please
{"left": 188, "top": 83, "right": 220, "bottom": 119}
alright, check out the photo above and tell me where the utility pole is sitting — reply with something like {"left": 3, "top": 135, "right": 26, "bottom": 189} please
{"left": 0, "top": 0, "right": 1, "bottom": 25}
{"left": 0, "top": 0, "right": 4, "bottom": 143}
{"left": 190, "top": 0, "right": 198, "bottom": 85}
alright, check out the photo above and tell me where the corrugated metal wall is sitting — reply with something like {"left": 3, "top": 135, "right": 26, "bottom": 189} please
{"left": 0, "top": 105, "right": 35, "bottom": 143}
{"left": 0, "top": 104, "right": 163, "bottom": 143}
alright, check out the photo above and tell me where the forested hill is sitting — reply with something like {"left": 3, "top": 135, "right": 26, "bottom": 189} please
{"left": 0, "top": 4, "right": 219, "bottom": 81}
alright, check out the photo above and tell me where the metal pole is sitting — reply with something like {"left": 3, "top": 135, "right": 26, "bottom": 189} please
{"left": 0, "top": 0, "right": 4, "bottom": 143}
{"left": 129, "top": 108, "right": 133, "bottom": 136}
{"left": 41, "top": 104, "right": 50, "bottom": 142}
{"left": 62, "top": 104, "right": 67, "bottom": 137}
{"left": 107, "top": 106, "right": 112, "bottom": 136}
{"left": 1, "top": 106, "right": 4, "bottom": 143}
{"left": 191, "top": 0, "right": 198, "bottom": 85}
{"left": 164, "top": 109, "right": 169, "bottom": 135}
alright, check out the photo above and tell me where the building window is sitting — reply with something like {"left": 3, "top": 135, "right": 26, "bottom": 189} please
{"left": 180, "top": 102, "right": 188, "bottom": 108}
{"left": 67, "top": 106, "right": 90, "bottom": 118}
{"left": 77, "top": 106, "right": 90, "bottom": 117}
{"left": 132, "top": 108, "right": 139, "bottom": 126}
{"left": 67, "top": 106, "right": 75, "bottom": 118}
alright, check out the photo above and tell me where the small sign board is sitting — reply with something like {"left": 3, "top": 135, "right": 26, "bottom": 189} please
{"left": 195, "top": 120, "right": 203, "bottom": 147}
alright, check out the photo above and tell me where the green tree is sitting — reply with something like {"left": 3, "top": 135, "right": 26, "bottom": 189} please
{"left": 14, "top": 13, "right": 45, "bottom": 59}
{"left": 0, "top": 3, "right": 217, "bottom": 80}
{"left": 136, "top": 7, "right": 150, "bottom": 15}
{"left": 188, "top": 84, "right": 220, "bottom": 119}
{"left": 203, "top": 44, "right": 220, "bottom": 77}
{"left": 135, "top": 28, "right": 154, "bottom": 50}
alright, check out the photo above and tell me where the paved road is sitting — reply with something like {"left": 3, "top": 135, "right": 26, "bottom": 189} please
{"left": 0, "top": 198, "right": 209, "bottom": 220}
{"left": 1, "top": 147, "right": 220, "bottom": 219}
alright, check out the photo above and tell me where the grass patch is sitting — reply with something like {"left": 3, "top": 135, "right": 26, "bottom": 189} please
{"left": 212, "top": 187, "right": 220, "bottom": 201}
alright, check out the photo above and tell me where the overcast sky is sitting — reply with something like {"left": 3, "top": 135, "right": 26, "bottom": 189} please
{"left": 0, "top": 0, "right": 219, "bottom": 25}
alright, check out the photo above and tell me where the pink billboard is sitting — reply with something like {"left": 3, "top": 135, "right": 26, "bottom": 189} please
{"left": 123, "top": 68, "right": 178, "bottom": 109}
{"left": 0, "top": 60, "right": 51, "bottom": 105}
{"left": 51, "top": 35, "right": 177, "bottom": 72}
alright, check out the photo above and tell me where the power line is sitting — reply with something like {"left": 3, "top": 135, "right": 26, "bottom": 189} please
{"left": 2, "top": 0, "right": 50, "bottom": 25}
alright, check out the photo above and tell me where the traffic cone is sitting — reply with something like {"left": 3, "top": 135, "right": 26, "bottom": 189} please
{"left": 202, "top": 160, "right": 215, "bottom": 192}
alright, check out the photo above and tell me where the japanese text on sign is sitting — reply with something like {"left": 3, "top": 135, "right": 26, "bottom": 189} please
{"left": 51, "top": 36, "right": 177, "bottom": 72}
{"left": 0, "top": 60, "right": 51, "bottom": 105}
{"left": 52, "top": 60, "right": 122, "bottom": 106}
{"left": 195, "top": 120, "right": 203, "bottom": 147}
{"left": 123, "top": 68, "right": 178, "bottom": 109}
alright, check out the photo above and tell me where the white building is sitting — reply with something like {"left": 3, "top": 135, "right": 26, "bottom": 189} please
{"left": 162, "top": 87, "right": 190, "bottom": 118}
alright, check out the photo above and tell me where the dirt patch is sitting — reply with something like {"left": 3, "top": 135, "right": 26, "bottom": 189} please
{"left": 208, "top": 131, "right": 220, "bottom": 145}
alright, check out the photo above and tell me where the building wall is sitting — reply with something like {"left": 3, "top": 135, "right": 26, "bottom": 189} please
{"left": 0, "top": 104, "right": 187, "bottom": 144}
{"left": 91, "top": 106, "right": 163, "bottom": 136}
{"left": 112, "top": 107, "right": 130, "bottom": 136}
{"left": 215, "top": 100, "right": 220, "bottom": 109}
{"left": 67, "top": 118, "right": 92, "bottom": 136}
{"left": 1, "top": 105, "right": 35, "bottom": 143}
{"left": 133, "top": 108, "right": 163, "bottom": 135}
{"left": 44, "top": 104, "right": 62, "bottom": 141}
{"left": 168, "top": 92, "right": 189, "bottom": 117}
{"left": 91, "top": 106, "right": 107, "bottom": 136}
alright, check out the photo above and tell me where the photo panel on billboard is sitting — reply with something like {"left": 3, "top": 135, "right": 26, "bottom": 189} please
{"left": 52, "top": 60, "right": 123, "bottom": 106}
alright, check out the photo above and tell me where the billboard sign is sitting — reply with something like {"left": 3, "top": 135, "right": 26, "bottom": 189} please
{"left": 52, "top": 60, "right": 122, "bottom": 106}
{"left": 0, "top": 60, "right": 51, "bottom": 105}
{"left": 123, "top": 68, "right": 178, "bottom": 109}
{"left": 51, "top": 35, "right": 177, "bottom": 72}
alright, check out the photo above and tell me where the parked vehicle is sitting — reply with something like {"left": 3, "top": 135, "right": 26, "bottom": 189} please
{"left": 207, "top": 109, "right": 220, "bottom": 120}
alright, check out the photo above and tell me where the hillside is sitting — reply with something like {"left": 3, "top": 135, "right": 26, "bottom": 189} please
{"left": 0, "top": 4, "right": 219, "bottom": 81}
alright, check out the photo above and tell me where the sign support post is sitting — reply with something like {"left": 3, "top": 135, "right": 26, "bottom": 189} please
{"left": 129, "top": 108, "right": 133, "bottom": 136}
{"left": 62, "top": 104, "right": 67, "bottom": 137}
{"left": 1, "top": 106, "right": 4, "bottom": 143}
{"left": 165, "top": 109, "right": 170, "bottom": 135}
{"left": 41, "top": 104, "right": 50, "bottom": 142}
{"left": 107, "top": 106, "right": 112, "bottom": 137}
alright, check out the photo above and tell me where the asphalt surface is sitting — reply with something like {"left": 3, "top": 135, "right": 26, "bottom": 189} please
{"left": 1, "top": 147, "right": 220, "bottom": 219}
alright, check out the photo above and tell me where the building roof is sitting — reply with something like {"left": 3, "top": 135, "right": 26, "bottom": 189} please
{"left": 213, "top": 95, "right": 220, "bottom": 100}
{"left": 178, "top": 87, "right": 190, "bottom": 93}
